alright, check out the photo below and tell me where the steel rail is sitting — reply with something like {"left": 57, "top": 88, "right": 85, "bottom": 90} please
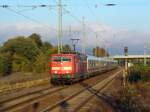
{"left": 0, "top": 86, "right": 53, "bottom": 104}
{"left": 41, "top": 70, "right": 122, "bottom": 112}
{"left": 69, "top": 70, "right": 122, "bottom": 112}
{"left": 0, "top": 86, "right": 67, "bottom": 112}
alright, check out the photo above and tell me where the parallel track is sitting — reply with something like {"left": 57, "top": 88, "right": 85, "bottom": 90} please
{"left": 0, "top": 86, "right": 53, "bottom": 103}
{"left": 0, "top": 69, "right": 121, "bottom": 112}
{"left": 69, "top": 70, "right": 122, "bottom": 112}
{"left": 41, "top": 70, "right": 122, "bottom": 112}
{"left": 0, "top": 86, "right": 67, "bottom": 112}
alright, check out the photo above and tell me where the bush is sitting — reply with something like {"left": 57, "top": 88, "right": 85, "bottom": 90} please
{"left": 12, "top": 54, "right": 33, "bottom": 72}
{"left": 33, "top": 52, "right": 49, "bottom": 73}
{"left": 129, "top": 65, "right": 150, "bottom": 83}
{"left": 128, "top": 68, "right": 141, "bottom": 83}
{"left": 0, "top": 55, "right": 12, "bottom": 76}
{"left": 0, "top": 56, "right": 3, "bottom": 73}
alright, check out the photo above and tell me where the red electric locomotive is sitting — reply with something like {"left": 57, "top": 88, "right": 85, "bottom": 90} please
{"left": 50, "top": 52, "right": 87, "bottom": 84}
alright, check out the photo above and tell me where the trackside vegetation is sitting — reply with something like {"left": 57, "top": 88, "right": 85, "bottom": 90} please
{"left": 0, "top": 33, "right": 71, "bottom": 77}
{"left": 114, "top": 65, "right": 150, "bottom": 112}
{"left": 128, "top": 64, "right": 150, "bottom": 83}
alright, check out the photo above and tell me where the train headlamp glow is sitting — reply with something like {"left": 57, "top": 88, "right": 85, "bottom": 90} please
{"left": 52, "top": 67, "right": 60, "bottom": 70}
{"left": 63, "top": 67, "right": 72, "bottom": 70}
{"left": 54, "top": 71, "right": 58, "bottom": 74}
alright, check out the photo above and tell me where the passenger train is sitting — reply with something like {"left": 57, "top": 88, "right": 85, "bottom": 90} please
{"left": 50, "top": 52, "right": 117, "bottom": 84}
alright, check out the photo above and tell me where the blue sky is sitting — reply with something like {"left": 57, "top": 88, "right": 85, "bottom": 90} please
{"left": 0, "top": 0, "right": 150, "bottom": 55}
{"left": 0, "top": 0, "right": 150, "bottom": 28}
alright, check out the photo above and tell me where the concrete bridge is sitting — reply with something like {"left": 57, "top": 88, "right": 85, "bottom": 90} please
{"left": 112, "top": 55, "right": 150, "bottom": 65}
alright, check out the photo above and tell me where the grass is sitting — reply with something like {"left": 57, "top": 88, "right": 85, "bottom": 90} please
{"left": 0, "top": 72, "right": 50, "bottom": 85}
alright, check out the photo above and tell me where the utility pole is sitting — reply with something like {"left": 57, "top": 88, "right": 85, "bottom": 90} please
{"left": 104, "top": 45, "right": 107, "bottom": 57}
{"left": 82, "top": 17, "right": 86, "bottom": 54}
{"left": 57, "top": 0, "right": 63, "bottom": 53}
{"left": 71, "top": 38, "right": 80, "bottom": 51}
{"left": 124, "top": 47, "right": 128, "bottom": 88}
{"left": 144, "top": 43, "right": 147, "bottom": 65}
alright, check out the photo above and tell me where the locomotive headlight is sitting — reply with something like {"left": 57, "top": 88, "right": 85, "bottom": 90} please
{"left": 54, "top": 71, "right": 58, "bottom": 74}
{"left": 63, "top": 67, "right": 72, "bottom": 70}
{"left": 66, "top": 71, "right": 69, "bottom": 74}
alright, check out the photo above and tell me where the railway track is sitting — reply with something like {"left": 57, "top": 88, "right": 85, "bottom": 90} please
{"left": 0, "top": 77, "right": 50, "bottom": 94}
{"left": 0, "top": 86, "right": 52, "bottom": 103}
{"left": 69, "top": 71, "right": 122, "bottom": 112}
{"left": 0, "top": 86, "right": 67, "bottom": 112}
{"left": 41, "top": 70, "right": 122, "bottom": 112}
{"left": 0, "top": 69, "right": 121, "bottom": 112}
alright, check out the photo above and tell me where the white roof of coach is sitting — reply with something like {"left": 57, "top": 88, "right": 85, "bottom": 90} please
{"left": 87, "top": 55, "right": 116, "bottom": 62}
{"left": 87, "top": 55, "right": 103, "bottom": 61}
{"left": 87, "top": 55, "right": 110, "bottom": 61}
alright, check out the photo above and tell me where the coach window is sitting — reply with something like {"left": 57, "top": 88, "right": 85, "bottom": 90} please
{"left": 96, "top": 61, "right": 98, "bottom": 66}
{"left": 92, "top": 60, "right": 94, "bottom": 67}
{"left": 93, "top": 60, "right": 95, "bottom": 67}
{"left": 89, "top": 60, "right": 91, "bottom": 67}
{"left": 91, "top": 60, "right": 93, "bottom": 67}
{"left": 90, "top": 60, "right": 92, "bottom": 67}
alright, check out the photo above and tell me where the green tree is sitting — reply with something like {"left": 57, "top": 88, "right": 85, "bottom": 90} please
{"left": 2, "top": 36, "right": 40, "bottom": 61}
{"left": 28, "top": 33, "right": 43, "bottom": 48}
{"left": 42, "top": 42, "right": 53, "bottom": 54}
{"left": 0, "top": 55, "right": 3, "bottom": 74}
{"left": 12, "top": 54, "right": 32, "bottom": 72}
{"left": 33, "top": 52, "right": 49, "bottom": 73}
{"left": 0, "top": 54, "right": 12, "bottom": 76}
{"left": 0, "top": 36, "right": 41, "bottom": 74}
{"left": 0, "top": 33, "right": 66, "bottom": 76}
{"left": 63, "top": 44, "right": 72, "bottom": 52}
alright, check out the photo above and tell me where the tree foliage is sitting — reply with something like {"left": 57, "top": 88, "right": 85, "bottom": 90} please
{"left": 0, "top": 33, "right": 72, "bottom": 76}
{"left": 33, "top": 52, "right": 49, "bottom": 73}
{"left": 0, "top": 54, "right": 12, "bottom": 76}
{"left": 1, "top": 36, "right": 40, "bottom": 61}
{"left": 63, "top": 44, "right": 72, "bottom": 52}
{"left": 28, "top": 33, "right": 43, "bottom": 48}
{"left": 0, "top": 55, "right": 3, "bottom": 74}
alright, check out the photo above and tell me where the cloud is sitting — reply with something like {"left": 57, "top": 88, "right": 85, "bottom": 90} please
{"left": 0, "top": 22, "right": 150, "bottom": 55}
{"left": 0, "top": 22, "right": 56, "bottom": 43}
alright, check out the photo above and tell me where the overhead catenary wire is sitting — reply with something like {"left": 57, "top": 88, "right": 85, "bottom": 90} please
{"left": 0, "top": 3, "right": 116, "bottom": 40}
{"left": 83, "top": 1, "right": 125, "bottom": 54}
{"left": 83, "top": 1, "right": 113, "bottom": 39}
{"left": 0, "top": 2, "right": 121, "bottom": 54}
{"left": 63, "top": 7, "right": 108, "bottom": 43}
{"left": 4, "top": 7, "right": 57, "bottom": 32}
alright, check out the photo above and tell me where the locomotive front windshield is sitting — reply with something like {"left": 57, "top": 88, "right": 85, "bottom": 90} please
{"left": 53, "top": 56, "right": 71, "bottom": 62}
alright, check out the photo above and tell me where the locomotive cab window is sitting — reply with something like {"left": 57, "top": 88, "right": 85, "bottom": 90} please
{"left": 62, "top": 57, "right": 71, "bottom": 62}
{"left": 53, "top": 56, "right": 61, "bottom": 62}
{"left": 52, "top": 56, "right": 71, "bottom": 62}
